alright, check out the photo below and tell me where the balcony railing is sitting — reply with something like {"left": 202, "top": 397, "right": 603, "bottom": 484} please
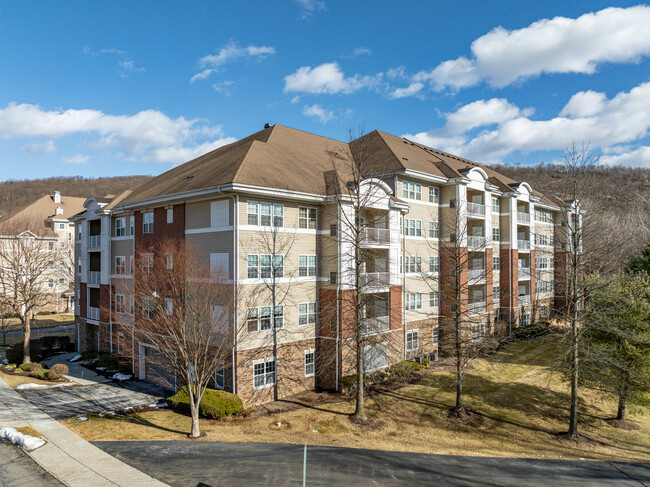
{"left": 468, "top": 269, "right": 485, "bottom": 282}
{"left": 88, "top": 306, "right": 100, "bottom": 320}
{"left": 88, "top": 271, "right": 101, "bottom": 284}
{"left": 467, "top": 202, "right": 486, "bottom": 217}
{"left": 518, "top": 239, "right": 531, "bottom": 250}
{"left": 468, "top": 236, "right": 486, "bottom": 250}
{"left": 468, "top": 301, "right": 486, "bottom": 315}
{"left": 360, "top": 272, "right": 390, "bottom": 289}
{"left": 518, "top": 267, "right": 531, "bottom": 279}
{"left": 88, "top": 235, "right": 101, "bottom": 248}
{"left": 362, "top": 316, "right": 390, "bottom": 335}
{"left": 519, "top": 295, "right": 531, "bottom": 306}
{"left": 360, "top": 228, "right": 390, "bottom": 246}
{"left": 517, "top": 212, "right": 530, "bottom": 224}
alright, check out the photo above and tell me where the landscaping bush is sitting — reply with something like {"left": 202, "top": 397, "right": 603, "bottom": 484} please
{"left": 513, "top": 322, "right": 550, "bottom": 340}
{"left": 48, "top": 363, "right": 69, "bottom": 380}
{"left": 5, "top": 336, "right": 73, "bottom": 363}
{"left": 97, "top": 353, "right": 119, "bottom": 370}
{"left": 391, "top": 360, "right": 425, "bottom": 379}
{"left": 19, "top": 362, "right": 41, "bottom": 372}
{"left": 37, "top": 311, "right": 57, "bottom": 315}
{"left": 421, "top": 357, "right": 431, "bottom": 368}
{"left": 81, "top": 350, "right": 99, "bottom": 361}
{"left": 167, "top": 387, "right": 244, "bottom": 419}
{"left": 30, "top": 368, "right": 49, "bottom": 380}
{"left": 340, "top": 374, "right": 372, "bottom": 397}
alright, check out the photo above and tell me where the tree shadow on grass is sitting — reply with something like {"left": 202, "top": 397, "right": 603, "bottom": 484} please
{"left": 101, "top": 411, "right": 188, "bottom": 436}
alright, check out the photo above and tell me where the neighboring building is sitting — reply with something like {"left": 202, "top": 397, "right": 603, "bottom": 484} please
{"left": 72, "top": 125, "right": 574, "bottom": 406}
{"left": 0, "top": 191, "right": 85, "bottom": 312}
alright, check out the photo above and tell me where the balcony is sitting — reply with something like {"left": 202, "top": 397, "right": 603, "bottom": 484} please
{"left": 467, "top": 202, "right": 486, "bottom": 218}
{"left": 88, "top": 235, "right": 101, "bottom": 248}
{"left": 468, "top": 269, "right": 485, "bottom": 284}
{"left": 519, "top": 295, "right": 531, "bottom": 306}
{"left": 468, "top": 301, "right": 486, "bottom": 316}
{"left": 359, "top": 272, "right": 390, "bottom": 290}
{"left": 88, "top": 306, "right": 100, "bottom": 320}
{"left": 517, "top": 212, "right": 530, "bottom": 224}
{"left": 468, "top": 236, "right": 486, "bottom": 250}
{"left": 362, "top": 316, "right": 390, "bottom": 335}
{"left": 88, "top": 271, "right": 101, "bottom": 284}
{"left": 360, "top": 228, "right": 390, "bottom": 246}
{"left": 518, "top": 267, "right": 531, "bottom": 280}
{"left": 518, "top": 239, "right": 531, "bottom": 251}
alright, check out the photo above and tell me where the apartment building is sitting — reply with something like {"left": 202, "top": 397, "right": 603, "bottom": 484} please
{"left": 0, "top": 191, "right": 85, "bottom": 312}
{"left": 72, "top": 125, "right": 572, "bottom": 406}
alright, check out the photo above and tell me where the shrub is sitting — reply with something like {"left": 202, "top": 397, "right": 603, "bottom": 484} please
{"left": 19, "top": 362, "right": 41, "bottom": 372}
{"left": 421, "top": 358, "right": 431, "bottom": 368}
{"left": 48, "top": 363, "right": 69, "bottom": 380}
{"left": 513, "top": 322, "right": 550, "bottom": 340}
{"left": 97, "top": 353, "right": 119, "bottom": 370}
{"left": 390, "top": 360, "right": 423, "bottom": 379}
{"left": 168, "top": 387, "right": 244, "bottom": 419}
{"left": 81, "top": 350, "right": 99, "bottom": 361}
{"left": 339, "top": 374, "right": 372, "bottom": 397}
{"left": 30, "top": 369, "right": 49, "bottom": 380}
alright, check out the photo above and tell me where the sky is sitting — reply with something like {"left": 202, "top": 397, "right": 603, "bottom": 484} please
{"left": 1, "top": 0, "right": 650, "bottom": 181}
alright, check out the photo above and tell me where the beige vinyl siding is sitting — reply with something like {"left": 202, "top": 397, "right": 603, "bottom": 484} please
{"left": 186, "top": 231, "right": 234, "bottom": 280}
{"left": 111, "top": 239, "right": 133, "bottom": 261}
{"left": 186, "top": 198, "right": 233, "bottom": 230}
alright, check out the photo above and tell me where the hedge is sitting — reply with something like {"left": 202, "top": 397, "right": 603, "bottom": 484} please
{"left": 167, "top": 387, "right": 244, "bottom": 419}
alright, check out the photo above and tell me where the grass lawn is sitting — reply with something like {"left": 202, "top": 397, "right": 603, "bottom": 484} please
{"left": 0, "top": 314, "right": 74, "bottom": 346}
{"left": 61, "top": 335, "right": 650, "bottom": 462}
{"left": 0, "top": 367, "right": 72, "bottom": 388}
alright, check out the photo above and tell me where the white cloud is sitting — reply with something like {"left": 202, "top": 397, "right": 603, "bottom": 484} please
{"left": 83, "top": 46, "right": 145, "bottom": 78}
{"left": 601, "top": 146, "right": 650, "bottom": 167}
{"left": 192, "top": 42, "right": 276, "bottom": 82}
{"left": 341, "top": 47, "right": 371, "bottom": 59}
{"left": 0, "top": 102, "right": 236, "bottom": 165}
{"left": 403, "top": 82, "right": 650, "bottom": 167}
{"left": 63, "top": 154, "right": 89, "bottom": 164}
{"left": 212, "top": 80, "right": 235, "bottom": 97}
{"left": 295, "top": 0, "right": 325, "bottom": 19}
{"left": 559, "top": 90, "right": 607, "bottom": 118}
{"left": 390, "top": 82, "right": 424, "bottom": 99}
{"left": 284, "top": 62, "right": 381, "bottom": 94}
{"left": 397, "top": 6, "right": 650, "bottom": 94}
{"left": 21, "top": 140, "right": 55, "bottom": 155}
{"left": 302, "top": 104, "right": 334, "bottom": 123}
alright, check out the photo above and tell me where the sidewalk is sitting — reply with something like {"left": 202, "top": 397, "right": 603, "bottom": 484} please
{"left": 0, "top": 376, "right": 168, "bottom": 487}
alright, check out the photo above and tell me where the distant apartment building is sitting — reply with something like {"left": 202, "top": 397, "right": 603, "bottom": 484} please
{"left": 0, "top": 191, "right": 85, "bottom": 313}
{"left": 72, "top": 125, "right": 574, "bottom": 406}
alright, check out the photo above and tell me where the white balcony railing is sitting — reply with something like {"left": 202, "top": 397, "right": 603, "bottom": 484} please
{"left": 362, "top": 316, "right": 390, "bottom": 335}
{"left": 468, "top": 236, "right": 486, "bottom": 250}
{"left": 360, "top": 272, "right": 390, "bottom": 289}
{"left": 360, "top": 228, "right": 390, "bottom": 246}
{"left": 519, "top": 295, "right": 531, "bottom": 306}
{"left": 88, "top": 235, "right": 101, "bottom": 248}
{"left": 468, "top": 269, "right": 485, "bottom": 282}
{"left": 518, "top": 267, "right": 531, "bottom": 279}
{"left": 517, "top": 212, "right": 530, "bottom": 224}
{"left": 467, "top": 202, "right": 486, "bottom": 217}
{"left": 88, "top": 271, "right": 101, "bottom": 284}
{"left": 468, "top": 301, "right": 486, "bottom": 315}
{"left": 518, "top": 239, "right": 531, "bottom": 250}
{"left": 88, "top": 306, "right": 100, "bottom": 320}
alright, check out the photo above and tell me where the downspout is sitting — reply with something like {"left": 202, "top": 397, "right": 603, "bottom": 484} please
{"left": 508, "top": 240, "right": 512, "bottom": 337}
{"left": 335, "top": 284, "right": 340, "bottom": 391}
{"left": 232, "top": 194, "right": 239, "bottom": 395}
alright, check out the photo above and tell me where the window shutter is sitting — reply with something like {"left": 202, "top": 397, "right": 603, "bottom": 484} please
{"left": 210, "top": 253, "right": 229, "bottom": 279}
{"left": 210, "top": 200, "right": 229, "bottom": 228}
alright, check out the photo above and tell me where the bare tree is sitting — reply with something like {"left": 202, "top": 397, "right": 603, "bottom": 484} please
{"left": 110, "top": 238, "right": 235, "bottom": 438}
{"left": 0, "top": 216, "right": 65, "bottom": 363}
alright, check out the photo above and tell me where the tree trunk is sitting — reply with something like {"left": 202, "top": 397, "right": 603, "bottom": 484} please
{"left": 22, "top": 314, "right": 31, "bottom": 364}
{"left": 353, "top": 324, "right": 366, "bottom": 420}
{"left": 190, "top": 403, "right": 201, "bottom": 438}
{"left": 617, "top": 384, "right": 628, "bottom": 421}
{"left": 568, "top": 312, "right": 579, "bottom": 436}
{"left": 455, "top": 316, "right": 463, "bottom": 411}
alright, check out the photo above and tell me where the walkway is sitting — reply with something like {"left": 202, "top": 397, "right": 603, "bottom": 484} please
{"left": 0, "top": 441, "right": 62, "bottom": 487}
{"left": 0, "top": 376, "right": 167, "bottom": 487}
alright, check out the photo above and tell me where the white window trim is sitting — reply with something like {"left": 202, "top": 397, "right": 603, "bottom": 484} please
{"left": 406, "top": 329, "right": 419, "bottom": 352}
{"left": 252, "top": 357, "right": 277, "bottom": 390}
{"left": 304, "top": 349, "right": 315, "bottom": 377}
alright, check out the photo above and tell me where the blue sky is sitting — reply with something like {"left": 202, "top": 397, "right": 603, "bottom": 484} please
{"left": 1, "top": 1, "right": 650, "bottom": 181}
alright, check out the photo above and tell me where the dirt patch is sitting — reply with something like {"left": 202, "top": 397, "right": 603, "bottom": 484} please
{"left": 348, "top": 414, "right": 383, "bottom": 429}
{"left": 268, "top": 420, "right": 292, "bottom": 431}
{"left": 447, "top": 407, "right": 485, "bottom": 428}
{"left": 17, "top": 426, "right": 42, "bottom": 437}
{"left": 606, "top": 419, "right": 642, "bottom": 431}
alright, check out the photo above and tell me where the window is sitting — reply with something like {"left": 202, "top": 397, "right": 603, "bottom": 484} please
{"left": 115, "top": 256, "right": 126, "bottom": 275}
{"left": 492, "top": 228, "right": 500, "bottom": 242}
{"left": 299, "top": 303, "right": 316, "bottom": 325}
{"left": 329, "top": 224, "right": 337, "bottom": 236}
{"left": 521, "top": 312, "right": 530, "bottom": 327}
{"left": 252, "top": 201, "right": 283, "bottom": 227}
{"left": 428, "top": 221, "right": 439, "bottom": 238}
{"left": 406, "top": 330, "right": 419, "bottom": 351}
{"left": 493, "top": 256, "right": 500, "bottom": 271}
{"left": 405, "top": 256, "right": 421, "bottom": 273}
{"left": 115, "top": 294, "right": 125, "bottom": 314}
{"left": 48, "top": 241, "right": 54, "bottom": 250}
{"left": 536, "top": 257, "right": 548, "bottom": 269}
{"left": 129, "top": 295, "right": 135, "bottom": 315}
{"left": 260, "top": 306, "right": 272, "bottom": 330}
{"left": 537, "top": 280, "right": 549, "bottom": 293}
{"left": 329, "top": 272, "right": 337, "bottom": 284}
{"left": 129, "top": 215, "right": 135, "bottom": 235}
{"left": 429, "top": 256, "right": 440, "bottom": 273}
{"left": 493, "top": 285, "right": 500, "bottom": 301}
{"left": 402, "top": 181, "right": 421, "bottom": 200}
{"left": 405, "top": 293, "right": 422, "bottom": 310}
{"left": 167, "top": 208, "right": 174, "bottom": 224}
{"left": 247, "top": 201, "right": 258, "bottom": 225}
{"left": 304, "top": 350, "right": 315, "bottom": 377}
{"left": 299, "top": 255, "right": 317, "bottom": 277}
{"left": 471, "top": 323, "right": 486, "bottom": 341}
{"left": 210, "top": 253, "right": 229, "bottom": 280}
{"left": 247, "top": 255, "right": 259, "bottom": 279}
{"left": 142, "top": 212, "right": 154, "bottom": 233}
{"left": 429, "top": 186, "right": 439, "bottom": 203}
{"left": 129, "top": 256, "right": 134, "bottom": 274}
{"left": 117, "top": 332, "right": 124, "bottom": 355}
{"left": 299, "top": 208, "right": 317, "bottom": 229}
{"left": 115, "top": 218, "right": 126, "bottom": 237}
{"left": 273, "top": 203, "right": 284, "bottom": 227}
{"left": 273, "top": 306, "right": 284, "bottom": 329}
{"left": 143, "top": 297, "right": 154, "bottom": 319}
{"left": 256, "top": 254, "right": 284, "bottom": 278}
{"left": 363, "top": 343, "right": 388, "bottom": 372}
{"left": 246, "top": 307, "right": 259, "bottom": 332}
{"left": 550, "top": 258, "right": 555, "bottom": 269}
{"left": 214, "top": 367, "right": 225, "bottom": 390}
{"left": 166, "top": 298, "right": 173, "bottom": 316}
{"left": 59, "top": 223, "right": 66, "bottom": 230}
{"left": 210, "top": 200, "right": 229, "bottom": 227}
{"left": 249, "top": 305, "right": 283, "bottom": 331}
{"left": 492, "top": 197, "right": 500, "bottom": 213}
{"left": 403, "top": 219, "right": 422, "bottom": 237}
{"left": 540, "top": 304, "right": 548, "bottom": 318}
{"left": 429, "top": 291, "right": 439, "bottom": 307}
{"left": 166, "top": 253, "right": 173, "bottom": 270}
{"left": 142, "top": 253, "right": 153, "bottom": 276}
{"left": 253, "top": 358, "right": 276, "bottom": 389}
{"left": 432, "top": 326, "right": 439, "bottom": 345}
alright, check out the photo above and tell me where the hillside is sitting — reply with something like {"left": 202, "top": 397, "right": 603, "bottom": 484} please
{"left": 0, "top": 175, "right": 152, "bottom": 219}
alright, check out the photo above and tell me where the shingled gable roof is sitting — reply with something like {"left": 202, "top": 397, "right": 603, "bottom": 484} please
{"left": 109, "top": 124, "right": 564, "bottom": 209}
{"left": 0, "top": 194, "right": 86, "bottom": 224}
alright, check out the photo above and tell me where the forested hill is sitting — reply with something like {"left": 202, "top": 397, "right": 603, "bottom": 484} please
{"left": 0, "top": 175, "right": 152, "bottom": 219}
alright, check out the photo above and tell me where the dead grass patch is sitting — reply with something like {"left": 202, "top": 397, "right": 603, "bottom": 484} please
{"left": 17, "top": 426, "right": 42, "bottom": 437}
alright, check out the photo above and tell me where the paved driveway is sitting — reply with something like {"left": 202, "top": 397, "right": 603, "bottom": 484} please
{"left": 18, "top": 383, "right": 162, "bottom": 419}
{"left": 95, "top": 441, "right": 650, "bottom": 487}
{"left": 0, "top": 441, "right": 62, "bottom": 487}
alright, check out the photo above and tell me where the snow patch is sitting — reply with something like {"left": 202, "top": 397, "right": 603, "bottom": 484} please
{"left": 1, "top": 427, "right": 45, "bottom": 451}
{"left": 16, "top": 382, "right": 75, "bottom": 390}
{"left": 78, "top": 416, "right": 88, "bottom": 421}
{"left": 111, "top": 373, "right": 132, "bottom": 381}
{"left": 69, "top": 355, "right": 82, "bottom": 362}
{"left": 1, "top": 359, "right": 8, "bottom": 365}
{"left": 155, "top": 402, "right": 168, "bottom": 408}
{"left": 96, "top": 367, "right": 107, "bottom": 371}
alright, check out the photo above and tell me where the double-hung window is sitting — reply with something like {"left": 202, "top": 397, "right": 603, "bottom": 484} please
{"left": 214, "top": 367, "right": 225, "bottom": 389}
{"left": 429, "top": 256, "right": 440, "bottom": 273}
{"left": 471, "top": 323, "right": 485, "bottom": 341}
{"left": 298, "top": 255, "right": 317, "bottom": 277}
{"left": 402, "top": 181, "right": 421, "bottom": 200}
{"left": 142, "top": 253, "right": 153, "bottom": 276}
{"left": 247, "top": 201, "right": 259, "bottom": 225}
{"left": 304, "top": 350, "right": 315, "bottom": 377}
{"left": 492, "top": 228, "right": 500, "bottom": 242}
{"left": 429, "top": 186, "right": 439, "bottom": 203}
{"left": 129, "top": 216, "right": 135, "bottom": 235}
{"left": 115, "top": 294, "right": 125, "bottom": 314}
{"left": 253, "top": 358, "right": 276, "bottom": 389}
{"left": 492, "top": 198, "right": 500, "bottom": 213}
{"left": 299, "top": 208, "right": 317, "bottom": 229}
{"left": 298, "top": 303, "right": 316, "bottom": 325}
{"left": 432, "top": 326, "right": 439, "bottom": 345}
{"left": 143, "top": 297, "right": 154, "bottom": 319}
{"left": 429, "top": 291, "right": 439, "bottom": 307}
{"left": 257, "top": 254, "right": 284, "bottom": 279}
{"left": 493, "top": 285, "right": 500, "bottom": 300}
{"left": 115, "top": 218, "right": 126, "bottom": 237}
{"left": 403, "top": 219, "right": 422, "bottom": 237}
{"left": 246, "top": 307, "right": 259, "bottom": 332}
{"left": 406, "top": 330, "right": 419, "bottom": 351}
{"left": 166, "top": 208, "right": 174, "bottom": 224}
{"left": 115, "top": 256, "right": 126, "bottom": 275}
{"left": 493, "top": 256, "right": 500, "bottom": 271}
{"left": 405, "top": 293, "right": 422, "bottom": 310}
{"left": 247, "top": 255, "right": 259, "bottom": 278}
{"left": 249, "top": 201, "right": 284, "bottom": 227}
{"left": 404, "top": 256, "right": 421, "bottom": 273}
{"left": 428, "top": 221, "right": 439, "bottom": 238}
{"left": 142, "top": 212, "right": 154, "bottom": 234}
